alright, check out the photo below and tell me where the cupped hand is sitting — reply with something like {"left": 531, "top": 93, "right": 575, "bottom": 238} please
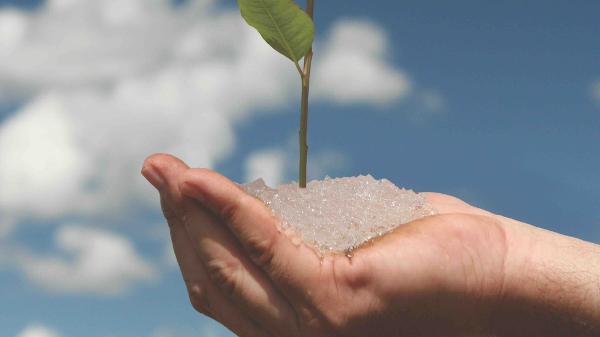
{"left": 141, "top": 154, "right": 600, "bottom": 337}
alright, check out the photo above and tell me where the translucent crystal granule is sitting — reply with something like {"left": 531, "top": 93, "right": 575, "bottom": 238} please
{"left": 241, "top": 176, "right": 436, "bottom": 254}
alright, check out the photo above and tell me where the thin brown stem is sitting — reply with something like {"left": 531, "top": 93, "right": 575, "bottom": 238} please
{"left": 306, "top": 0, "right": 314, "bottom": 18}
{"left": 299, "top": 0, "right": 314, "bottom": 188}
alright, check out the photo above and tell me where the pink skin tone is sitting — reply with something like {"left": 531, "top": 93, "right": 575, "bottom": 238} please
{"left": 142, "top": 154, "right": 600, "bottom": 337}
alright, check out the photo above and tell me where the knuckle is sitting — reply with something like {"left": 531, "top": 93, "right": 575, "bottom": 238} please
{"left": 245, "top": 233, "right": 276, "bottom": 270}
{"left": 188, "top": 283, "right": 211, "bottom": 316}
{"left": 217, "top": 195, "right": 277, "bottom": 270}
{"left": 339, "top": 261, "right": 371, "bottom": 290}
{"left": 219, "top": 201, "right": 240, "bottom": 225}
{"left": 205, "top": 258, "right": 243, "bottom": 299}
{"left": 218, "top": 194, "right": 249, "bottom": 225}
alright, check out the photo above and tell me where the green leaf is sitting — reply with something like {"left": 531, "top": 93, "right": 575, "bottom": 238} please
{"left": 238, "top": 0, "right": 314, "bottom": 63}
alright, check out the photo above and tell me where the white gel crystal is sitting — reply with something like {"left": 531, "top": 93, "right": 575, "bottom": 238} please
{"left": 241, "top": 175, "right": 436, "bottom": 254}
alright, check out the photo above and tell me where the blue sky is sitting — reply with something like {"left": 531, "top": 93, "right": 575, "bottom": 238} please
{"left": 0, "top": 1, "right": 599, "bottom": 337}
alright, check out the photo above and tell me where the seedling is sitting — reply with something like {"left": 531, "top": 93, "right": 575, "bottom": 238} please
{"left": 237, "top": 0, "right": 315, "bottom": 188}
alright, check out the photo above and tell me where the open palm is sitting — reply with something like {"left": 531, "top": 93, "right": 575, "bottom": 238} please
{"left": 143, "top": 154, "right": 513, "bottom": 337}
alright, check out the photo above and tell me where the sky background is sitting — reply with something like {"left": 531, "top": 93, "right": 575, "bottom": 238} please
{"left": 0, "top": 0, "right": 599, "bottom": 336}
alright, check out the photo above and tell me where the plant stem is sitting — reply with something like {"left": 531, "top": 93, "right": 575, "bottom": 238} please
{"left": 306, "top": 0, "right": 314, "bottom": 17}
{"left": 299, "top": 67, "right": 310, "bottom": 188}
{"left": 299, "top": 0, "right": 314, "bottom": 188}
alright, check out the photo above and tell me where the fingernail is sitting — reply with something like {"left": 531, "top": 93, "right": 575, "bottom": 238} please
{"left": 141, "top": 164, "right": 165, "bottom": 189}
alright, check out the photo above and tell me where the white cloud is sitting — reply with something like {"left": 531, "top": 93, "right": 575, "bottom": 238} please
{"left": 0, "top": 0, "right": 292, "bottom": 222}
{"left": 16, "top": 225, "right": 156, "bottom": 295}
{"left": 592, "top": 80, "right": 600, "bottom": 103}
{"left": 0, "top": 0, "right": 206, "bottom": 97}
{"left": 244, "top": 148, "right": 287, "bottom": 186}
{"left": 0, "top": 1, "right": 409, "bottom": 226}
{"left": 0, "top": 9, "right": 28, "bottom": 51}
{"left": 0, "top": 94, "right": 90, "bottom": 218}
{"left": 313, "top": 19, "right": 411, "bottom": 105}
{"left": 243, "top": 142, "right": 348, "bottom": 187}
{"left": 15, "top": 324, "right": 61, "bottom": 337}
{"left": 308, "top": 149, "right": 349, "bottom": 180}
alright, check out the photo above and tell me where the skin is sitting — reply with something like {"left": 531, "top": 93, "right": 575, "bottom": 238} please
{"left": 142, "top": 154, "right": 600, "bottom": 337}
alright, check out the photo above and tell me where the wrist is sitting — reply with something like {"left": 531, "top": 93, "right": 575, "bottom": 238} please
{"left": 492, "top": 216, "right": 600, "bottom": 336}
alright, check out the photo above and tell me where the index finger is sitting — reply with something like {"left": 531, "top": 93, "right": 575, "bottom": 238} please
{"left": 179, "top": 168, "right": 320, "bottom": 292}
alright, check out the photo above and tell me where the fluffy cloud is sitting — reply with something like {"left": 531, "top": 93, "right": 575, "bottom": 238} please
{"left": 0, "top": 0, "right": 291, "bottom": 223}
{"left": 0, "top": 95, "right": 90, "bottom": 218}
{"left": 312, "top": 19, "right": 411, "bottom": 104}
{"left": 244, "top": 143, "right": 348, "bottom": 187}
{"left": 15, "top": 225, "right": 156, "bottom": 295}
{"left": 0, "top": 0, "right": 203, "bottom": 97}
{"left": 244, "top": 148, "right": 287, "bottom": 186}
{"left": 15, "top": 324, "right": 61, "bottom": 337}
{"left": 0, "top": 0, "right": 408, "bottom": 228}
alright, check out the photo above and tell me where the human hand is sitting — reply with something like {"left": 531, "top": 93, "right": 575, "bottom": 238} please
{"left": 142, "top": 154, "right": 600, "bottom": 337}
